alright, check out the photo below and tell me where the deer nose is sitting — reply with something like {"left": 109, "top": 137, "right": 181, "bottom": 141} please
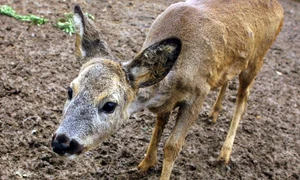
{"left": 51, "top": 134, "right": 83, "bottom": 156}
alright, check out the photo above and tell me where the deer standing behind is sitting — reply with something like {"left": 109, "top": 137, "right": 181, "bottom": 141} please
{"left": 51, "top": 0, "right": 284, "bottom": 179}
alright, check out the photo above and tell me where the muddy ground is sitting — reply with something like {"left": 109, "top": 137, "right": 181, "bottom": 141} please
{"left": 0, "top": 0, "right": 299, "bottom": 179}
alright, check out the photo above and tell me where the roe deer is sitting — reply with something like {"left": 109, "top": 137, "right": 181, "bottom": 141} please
{"left": 51, "top": 1, "right": 284, "bottom": 179}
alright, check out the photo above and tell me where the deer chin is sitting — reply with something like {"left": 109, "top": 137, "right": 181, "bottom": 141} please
{"left": 66, "top": 154, "right": 78, "bottom": 160}
{"left": 61, "top": 147, "right": 89, "bottom": 160}
{"left": 54, "top": 153, "right": 78, "bottom": 160}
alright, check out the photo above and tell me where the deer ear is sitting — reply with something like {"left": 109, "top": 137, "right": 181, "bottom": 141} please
{"left": 73, "top": 5, "right": 112, "bottom": 63}
{"left": 74, "top": 5, "right": 87, "bottom": 59}
{"left": 74, "top": 5, "right": 85, "bottom": 37}
{"left": 124, "top": 37, "right": 182, "bottom": 88}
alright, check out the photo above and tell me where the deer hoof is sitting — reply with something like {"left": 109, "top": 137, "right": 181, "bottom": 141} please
{"left": 218, "top": 147, "right": 232, "bottom": 164}
{"left": 137, "top": 156, "right": 157, "bottom": 172}
{"left": 208, "top": 111, "right": 219, "bottom": 123}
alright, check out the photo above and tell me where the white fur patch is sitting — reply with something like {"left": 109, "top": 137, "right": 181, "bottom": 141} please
{"left": 121, "top": 60, "right": 131, "bottom": 67}
{"left": 81, "top": 48, "right": 86, "bottom": 58}
{"left": 73, "top": 13, "right": 84, "bottom": 37}
{"left": 131, "top": 66, "right": 148, "bottom": 77}
{"left": 67, "top": 155, "right": 77, "bottom": 160}
{"left": 74, "top": 13, "right": 86, "bottom": 58}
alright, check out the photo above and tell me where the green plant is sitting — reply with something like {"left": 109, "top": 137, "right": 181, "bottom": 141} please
{"left": 55, "top": 13, "right": 75, "bottom": 35}
{"left": 0, "top": 5, "right": 47, "bottom": 26}
{"left": 0, "top": 5, "right": 95, "bottom": 35}
{"left": 55, "top": 12, "right": 94, "bottom": 35}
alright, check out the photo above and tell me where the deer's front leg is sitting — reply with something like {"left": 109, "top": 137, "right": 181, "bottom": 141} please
{"left": 138, "top": 113, "right": 170, "bottom": 172}
{"left": 219, "top": 66, "right": 259, "bottom": 164}
{"left": 161, "top": 95, "right": 207, "bottom": 180}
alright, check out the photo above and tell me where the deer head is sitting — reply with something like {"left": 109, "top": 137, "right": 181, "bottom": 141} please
{"left": 51, "top": 5, "right": 181, "bottom": 158}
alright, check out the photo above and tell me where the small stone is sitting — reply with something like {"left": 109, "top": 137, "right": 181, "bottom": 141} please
{"left": 276, "top": 71, "right": 282, "bottom": 75}
{"left": 31, "top": 129, "right": 37, "bottom": 134}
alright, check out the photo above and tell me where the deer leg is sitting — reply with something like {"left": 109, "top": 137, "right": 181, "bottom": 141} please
{"left": 219, "top": 62, "right": 262, "bottom": 164}
{"left": 138, "top": 113, "right": 170, "bottom": 172}
{"left": 209, "top": 81, "right": 228, "bottom": 123}
{"left": 161, "top": 95, "right": 207, "bottom": 180}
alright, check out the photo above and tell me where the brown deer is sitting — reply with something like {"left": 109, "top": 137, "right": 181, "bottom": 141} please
{"left": 51, "top": 1, "right": 284, "bottom": 179}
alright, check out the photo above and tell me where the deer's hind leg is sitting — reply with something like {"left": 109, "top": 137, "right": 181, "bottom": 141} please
{"left": 138, "top": 113, "right": 170, "bottom": 172}
{"left": 219, "top": 60, "right": 263, "bottom": 164}
{"left": 209, "top": 81, "right": 228, "bottom": 123}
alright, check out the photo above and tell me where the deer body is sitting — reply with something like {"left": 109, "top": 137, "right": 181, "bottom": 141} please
{"left": 133, "top": 0, "right": 283, "bottom": 113}
{"left": 52, "top": 1, "right": 283, "bottom": 179}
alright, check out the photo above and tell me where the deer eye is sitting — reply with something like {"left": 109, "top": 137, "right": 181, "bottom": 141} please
{"left": 67, "top": 87, "right": 73, "bottom": 100}
{"left": 99, "top": 102, "right": 117, "bottom": 114}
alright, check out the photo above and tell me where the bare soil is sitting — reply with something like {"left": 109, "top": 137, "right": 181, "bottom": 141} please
{"left": 0, "top": 0, "right": 299, "bottom": 179}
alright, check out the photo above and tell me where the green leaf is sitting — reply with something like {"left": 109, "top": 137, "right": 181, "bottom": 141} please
{"left": 0, "top": 5, "right": 47, "bottom": 26}
{"left": 55, "top": 12, "right": 95, "bottom": 35}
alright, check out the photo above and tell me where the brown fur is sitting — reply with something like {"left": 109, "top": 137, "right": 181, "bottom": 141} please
{"left": 136, "top": 0, "right": 284, "bottom": 179}
{"left": 52, "top": 1, "right": 284, "bottom": 180}
{"left": 53, "top": 5, "right": 181, "bottom": 164}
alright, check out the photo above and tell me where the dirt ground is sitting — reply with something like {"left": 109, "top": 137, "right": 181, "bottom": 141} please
{"left": 0, "top": 0, "right": 299, "bottom": 179}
